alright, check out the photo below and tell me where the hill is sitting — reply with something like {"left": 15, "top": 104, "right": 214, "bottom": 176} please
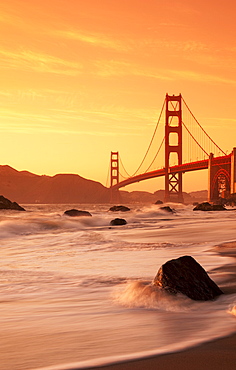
{"left": 0, "top": 165, "right": 110, "bottom": 204}
{"left": 0, "top": 165, "right": 208, "bottom": 205}
{"left": 120, "top": 189, "right": 208, "bottom": 204}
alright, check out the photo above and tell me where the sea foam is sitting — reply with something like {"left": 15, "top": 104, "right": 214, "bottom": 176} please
{"left": 113, "top": 280, "right": 197, "bottom": 312}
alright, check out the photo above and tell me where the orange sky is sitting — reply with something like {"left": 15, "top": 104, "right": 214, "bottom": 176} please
{"left": 0, "top": 0, "right": 236, "bottom": 193}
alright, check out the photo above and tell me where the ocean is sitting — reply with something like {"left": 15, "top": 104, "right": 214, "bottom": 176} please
{"left": 0, "top": 203, "right": 236, "bottom": 370}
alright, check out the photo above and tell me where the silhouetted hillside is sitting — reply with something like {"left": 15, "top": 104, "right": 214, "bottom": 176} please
{"left": 0, "top": 165, "right": 208, "bottom": 204}
{"left": 121, "top": 189, "right": 208, "bottom": 204}
{"left": 0, "top": 165, "right": 110, "bottom": 204}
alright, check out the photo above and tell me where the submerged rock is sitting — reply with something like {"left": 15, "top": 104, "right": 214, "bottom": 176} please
{"left": 109, "top": 205, "right": 130, "bottom": 212}
{"left": 0, "top": 195, "right": 25, "bottom": 211}
{"left": 153, "top": 255, "right": 223, "bottom": 301}
{"left": 160, "top": 206, "right": 175, "bottom": 213}
{"left": 110, "top": 218, "right": 127, "bottom": 226}
{"left": 64, "top": 209, "right": 92, "bottom": 217}
{"left": 193, "top": 202, "right": 226, "bottom": 211}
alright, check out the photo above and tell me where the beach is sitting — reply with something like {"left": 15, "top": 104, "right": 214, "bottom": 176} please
{"left": 88, "top": 333, "right": 236, "bottom": 370}
{"left": 34, "top": 251, "right": 236, "bottom": 370}
{"left": 1, "top": 204, "right": 236, "bottom": 370}
{"left": 92, "top": 255, "right": 236, "bottom": 370}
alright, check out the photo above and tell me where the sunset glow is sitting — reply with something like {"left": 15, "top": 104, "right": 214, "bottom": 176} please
{"left": 1, "top": 0, "right": 236, "bottom": 192}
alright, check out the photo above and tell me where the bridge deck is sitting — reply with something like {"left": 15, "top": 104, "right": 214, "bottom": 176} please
{"left": 110, "top": 155, "right": 231, "bottom": 190}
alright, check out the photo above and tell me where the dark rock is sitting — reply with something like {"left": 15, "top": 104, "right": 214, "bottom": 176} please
{"left": 153, "top": 255, "right": 223, "bottom": 301}
{"left": 109, "top": 205, "right": 130, "bottom": 212}
{"left": 110, "top": 218, "right": 127, "bottom": 226}
{"left": 224, "top": 193, "right": 236, "bottom": 206}
{"left": 193, "top": 202, "right": 212, "bottom": 211}
{"left": 64, "top": 209, "right": 92, "bottom": 217}
{"left": 212, "top": 204, "right": 227, "bottom": 211}
{"left": 0, "top": 195, "right": 25, "bottom": 211}
{"left": 155, "top": 200, "right": 163, "bottom": 204}
{"left": 193, "top": 202, "right": 226, "bottom": 211}
{"left": 160, "top": 206, "right": 175, "bottom": 213}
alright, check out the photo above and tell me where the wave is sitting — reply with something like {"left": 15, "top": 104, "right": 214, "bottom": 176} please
{"left": 113, "top": 280, "right": 200, "bottom": 311}
{"left": 228, "top": 305, "right": 236, "bottom": 316}
{"left": 0, "top": 213, "right": 114, "bottom": 239}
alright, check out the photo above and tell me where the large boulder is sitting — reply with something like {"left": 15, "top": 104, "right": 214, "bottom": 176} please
{"left": 155, "top": 200, "right": 163, "bottom": 205}
{"left": 153, "top": 255, "right": 223, "bottom": 301}
{"left": 110, "top": 218, "right": 127, "bottom": 226}
{"left": 64, "top": 209, "right": 92, "bottom": 217}
{"left": 0, "top": 195, "right": 25, "bottom": 211}
{"left": 109, "top": 205, "right": 130, "bottom": 212}
{"left": 193, "top": 202, "right": 226, "bottom": 211}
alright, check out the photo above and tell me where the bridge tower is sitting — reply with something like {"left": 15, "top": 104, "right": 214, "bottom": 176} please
{"left": 164, "top": 94, "right": 184, "bottom": 203}
{"left": 208, "top": 148, "right": 236, "bottom": 202}
{"left": 231, "top": 147, "right": 236, "bottom": 195}
{"left": 110, "top": 151, "right": 121, "bottom": 203}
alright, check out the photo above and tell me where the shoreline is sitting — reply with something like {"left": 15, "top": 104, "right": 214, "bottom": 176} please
{"left": 56, "top": 241, "right": 236, "bottom": 370}
{"left": 3, "top": 234, "right": 236, "bottom": 370}
{"left": 87, "top": 333, "right": 236, "bottom": 370}
{"left": 34, "top": 332, "right": 236, "bottom": 370}
{"left": 88, "top": 242, "right": 236, "bottom": 370}
{"left": 35, "top": 256, "right": 236, "bottom": 370}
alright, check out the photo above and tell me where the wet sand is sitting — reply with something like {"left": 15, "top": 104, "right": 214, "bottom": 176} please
{"left": 89, "top": 242, "right": 236, "bottom": 370}
{"left": 2, "top": 242, "right": 236, "bottom": 370}
{"left": 89, "top": 333, "right": 236, "bottom": 370}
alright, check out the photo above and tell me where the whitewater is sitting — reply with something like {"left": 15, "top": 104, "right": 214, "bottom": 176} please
{"left": 0, "top": 203, "right": 236, "bottom": 370}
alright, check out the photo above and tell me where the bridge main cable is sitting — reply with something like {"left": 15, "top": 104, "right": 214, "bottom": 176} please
{"left": 182, "top": 96, "right": 226, "bottom": 156}
{"left": 124, "top": 98, "right": 166, "bottom": 178}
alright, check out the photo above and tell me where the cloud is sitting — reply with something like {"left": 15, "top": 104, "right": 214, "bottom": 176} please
{"left": 0, "top": 104, "right": 145, "bottom": 137}
{"left": 93, "top": 58, "right": 229, "bottom": 85}
{"left": 93, "top": 58, "right": 236, "bottom": 85}
{"left": 92, "top": 59, "right": 172, "bottom": 81}
{"left": 0, "top": 7, "right": 22, "bottom": 25}
{"left": 0, "top": 49, "right": 82, "bottom": 75}
{"left": 52, "top": 29, "right": 128, "bottom": 51}
{"left": 170, "top": 69, "right": 236, "bottom": 84}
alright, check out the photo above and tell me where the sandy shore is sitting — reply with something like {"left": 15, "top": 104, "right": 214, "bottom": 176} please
{"left": 2, "top": 242, "right": 236, "bottom": 370}
{"left": 88, "top": 242, "right": 236, "bottom": 370}
{"left": 87, "top": 333, "right": 236, "bottom": 370}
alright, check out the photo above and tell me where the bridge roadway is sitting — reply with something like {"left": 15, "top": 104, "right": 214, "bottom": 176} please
{"left": 110, "top": 154, "right": 231, "bottom": 190}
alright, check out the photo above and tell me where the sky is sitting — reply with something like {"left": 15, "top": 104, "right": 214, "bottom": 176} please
{"left": 0, "top": 0, "right": 236, "bottom": 193}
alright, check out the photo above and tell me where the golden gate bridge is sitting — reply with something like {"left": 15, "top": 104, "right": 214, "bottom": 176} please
{"left": 108, "top": 94, "right": 236, "bottom": 203}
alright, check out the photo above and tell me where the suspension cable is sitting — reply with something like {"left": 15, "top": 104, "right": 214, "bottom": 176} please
{"left": 182, "top": 121, "right": 209, "bottom": 157}
{"left": 145, "top": 136, "right": 165, "bottom": 172}
{"left": 128, "top": 97, "right": 166, "bottom": 177}
{"left": 119, "top": 154, "right": 132, "bottom": 177}
{"left": 182, "top": 96, "right": 226, "bottom": 155}
{"left": 106, "top": 158, "right": 110, "bottom": 187}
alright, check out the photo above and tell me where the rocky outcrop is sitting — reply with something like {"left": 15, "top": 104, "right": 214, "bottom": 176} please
{"left": 153, "top": 255, "right": 223, "bottom": 301}
{"left": 193, "top": 202, "right": 226, "bottom": 211}
{"left": 64, "top": 209, "right": 92, "bottom": 217}
{"left": 110, "top": 218, "right": 127, "bottom": 226}
{"left": 109, "top": 205, "right": 130, "bottom": 212}
{"left": 0, "top": 195, "right": 25, "bottom": 211}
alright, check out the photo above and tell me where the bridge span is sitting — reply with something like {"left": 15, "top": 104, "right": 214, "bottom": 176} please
{"left": 111, "top": 155, "right": 231, "bottom": 190}
{"left": 109, "top": 94, "right": 236, "bottom": 203}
